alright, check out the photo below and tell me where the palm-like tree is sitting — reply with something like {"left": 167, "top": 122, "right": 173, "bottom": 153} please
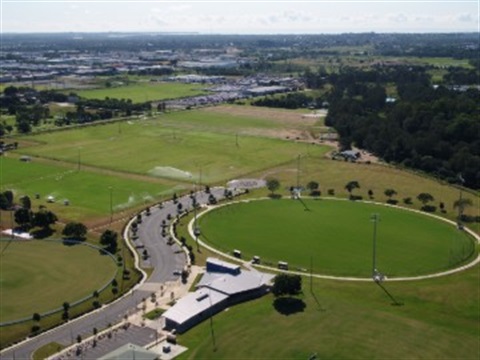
{"left": 453, "top": 198, "right": 473, "bottom": 218}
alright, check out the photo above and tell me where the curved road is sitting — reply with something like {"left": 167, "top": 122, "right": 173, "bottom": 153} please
{"left": 0, "top": 188, "right": 229, "bottom": 360}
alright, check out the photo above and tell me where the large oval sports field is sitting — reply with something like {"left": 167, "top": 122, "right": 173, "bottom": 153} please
{"left": 198, "top": 199, "right": 476, "bottom": 277}
{"left": 0, "top": 240, "right": 117, "bottom": 323}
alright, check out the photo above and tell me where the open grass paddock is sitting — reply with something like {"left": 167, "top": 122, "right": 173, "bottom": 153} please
{"left": 70, "top": 82, "right": 208, "bottom": 103}
{"left": 198, "top": 199, "right": 476, "bottom": 277}
{"left": 0, "top": 239, "right": 117, "bottom": 323}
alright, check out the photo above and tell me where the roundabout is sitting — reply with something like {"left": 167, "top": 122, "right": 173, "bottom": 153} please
{"left": 191, "top": 198, "right": 479, "bottom": 280}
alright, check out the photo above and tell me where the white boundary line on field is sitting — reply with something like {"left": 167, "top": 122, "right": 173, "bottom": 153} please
{"left": 188, "top": 197, "right": 480, "bottom": 282}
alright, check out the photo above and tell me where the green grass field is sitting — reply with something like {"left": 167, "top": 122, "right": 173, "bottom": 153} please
{"left": 0, "top": 240, "right": 117, "bottom": 322}
{"left": 178, "top": 267, "right": 480, "bottom": 360}
{"left": 72, "top": 82, "right": 208, "bottom": 103}
{"left": 199, "top": 199, "right": 475, "bottom": 277}
{"left": 1, "top": 156, "right": 180, "bottom": 220}
{"left": 17, "top": 117, "right": 328, "bottom": 184}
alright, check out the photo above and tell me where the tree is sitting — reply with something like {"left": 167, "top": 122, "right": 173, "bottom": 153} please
{"left": 1, "top": 190, "right": 14, "bottom": 209}
{"left": 453, "top": 198, "right": 473, "bottom": 217}
{"left": 384, "top": 189, "right": 397, "bottom": 199}
{"left": 21, "top": 195, "right": 32, "bottom": 210}
{"left": 32, "top": 312, "right": 41, "bottom": 323}
{"left": 417, "top": 192, "right": 434, "bottom": 205}
{"left": 32, "top": 209, "right": 57, "bottom": 229}
{"left": 62, "top": 222, "right": 87, "bottom": 240}
{"left": 100, "top": 229, "right": 118, "bottom": 253}
{"left": 62, "top": 302, "right": 70, "bottom": 312}
{"left": 368, "top": 189, "right": 374, "bottom": 199}
{"left": 345, "top": 181, "right": 360, "bottom": 196}
{"left": 14, "top": 207, "right": 32, "bottom": 230}
{"left": 266, "top": 178, "right": 280, "bottom": 195}
{"left": 272, "top": 274, "right": 302, "bottom": 297}
{"left": 306, "top": 181, "right": 320, "bottom": 196}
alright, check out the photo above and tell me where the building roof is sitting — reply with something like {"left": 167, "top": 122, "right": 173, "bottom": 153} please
{"left": 206, "top": 257, "right": 240, "bottom": 273}
{"left": 98, "top": 343, "right": 158, "bottom": 360}
{"left": 164, "top": 258, "right": 274, "bottom": 327}
{"left": 197, "top": 270, "right": 273, "bottom": 296}
{"left": 163, "top": 288, "right": 228, "bottom": 325}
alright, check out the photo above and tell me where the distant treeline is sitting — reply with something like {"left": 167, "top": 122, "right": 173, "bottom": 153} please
{"left": 325, "top": 66, "right": 480, "bottom": 189}
{"left": 0, "top": 86, "right": 151, "bottom": 133}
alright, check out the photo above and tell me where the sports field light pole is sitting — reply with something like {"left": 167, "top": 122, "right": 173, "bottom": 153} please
{"left": 371, "top": 213, "right": 380, "bottom": 279}
{"left": 77, "top": 147, "right": 81, "bottom": 171}
{"left": 457, "top": 173, "right": 465, "bottom": 227}
{"left": 109, "top": 186, "right": 113, "bottom": 224}
{"left": 296, "top": 154, "right": 301, "bottom": 189}
{"left": 194, "top": 167, "right": 202, "bottom": 252}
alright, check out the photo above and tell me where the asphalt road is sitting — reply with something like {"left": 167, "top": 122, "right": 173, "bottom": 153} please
{"left": 0, "top": 187, "right": 230, "bottom": 360}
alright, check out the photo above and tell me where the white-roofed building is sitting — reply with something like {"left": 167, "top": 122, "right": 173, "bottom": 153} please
{"left": 163, "top": 258, "right": 273, "bottom": 333}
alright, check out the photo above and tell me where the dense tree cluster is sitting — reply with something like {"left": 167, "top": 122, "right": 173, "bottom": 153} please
{"left": 251, "top": 92, "right": 315, "bottom": 109}
{"left": 325, "top": 67, "right": 480, "bottom": 189}
{"left": 0, "top": 85, "right": 152, "bottom": 132}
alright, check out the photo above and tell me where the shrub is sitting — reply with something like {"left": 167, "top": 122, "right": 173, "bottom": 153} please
{"left": 403, "top": 197, "right": 413, "bottom": 205}
{"left": 386, "top": 199, "right": 399, "bottom": 205}
{"left": 421, "top": 205, "right": 437, "bottom": 213}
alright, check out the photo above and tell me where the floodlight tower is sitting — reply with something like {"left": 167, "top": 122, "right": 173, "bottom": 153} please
{"left": 371, "top": 213, "right": 380, "bottom": 279}
{"left": 457, "top": 173, "right": 465, "bottom": 227}
{"left": 296, "top": 154, "right": 301, "bottom": 189}
{"left": 194, "top": 166, "right": 202, "bottom": 251}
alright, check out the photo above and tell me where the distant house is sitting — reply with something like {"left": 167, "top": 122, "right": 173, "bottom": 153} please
{"left": 336, "top": 150, "right": 361, "bottom": 162}
{"left": 163, "top": 257, "right": 273, "bottom": 333}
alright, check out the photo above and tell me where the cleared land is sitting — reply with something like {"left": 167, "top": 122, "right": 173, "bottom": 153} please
{"left": 0, "top": 240, "right": 117, "bottom": 322}
{"left": 199, "top": 199, "right": 475, "bottom": 277}
{"left": 72, "top": 82, "right": 208, "bottom": 103}
{"left": 178, "top": 267, "right": 480, "bottom": 360}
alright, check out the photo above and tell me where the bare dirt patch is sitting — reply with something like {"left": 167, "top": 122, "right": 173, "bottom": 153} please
{"left": 201, "top": 105, "right": 327, "bottom": 141}
{"left": 203, "top": 105, "right": 318, "bottom": 127}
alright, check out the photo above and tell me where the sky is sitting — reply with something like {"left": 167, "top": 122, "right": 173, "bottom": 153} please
{"left": 1, "top": 0, "right": 479, "bottom": 34}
